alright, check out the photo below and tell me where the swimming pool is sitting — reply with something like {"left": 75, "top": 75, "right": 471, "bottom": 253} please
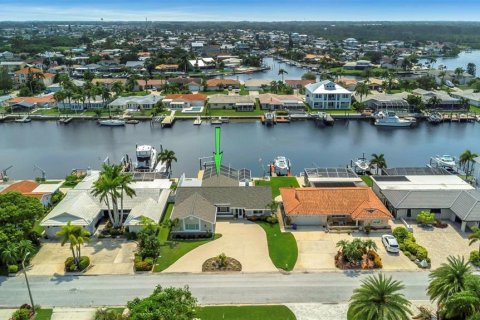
{"left": 182, "top": 106, "right": 204, "bottom": 113}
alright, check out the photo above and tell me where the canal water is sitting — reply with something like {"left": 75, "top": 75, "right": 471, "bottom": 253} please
{"left": 419, "top": 50, "right": 480, "bottom": 72}
{"left": 1, "top": 119, "right": 479, "bottom": 180}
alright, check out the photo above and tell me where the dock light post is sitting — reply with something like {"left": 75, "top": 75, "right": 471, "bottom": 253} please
{"left": 22, "top": 252, "right": 35, "bottom": 315}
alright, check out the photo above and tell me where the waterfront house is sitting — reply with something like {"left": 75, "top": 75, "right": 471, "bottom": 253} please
{"left": 343, "top": 60, "right": 374, "bottom": 70}
{"left": 303, "top": 167, "right": 364, "bottom": 187}
{"left": 208, "top": 94, "right": 256, "bottom": 111}
{"left": 428, "top": 69, "right": 474, "bottom": 86}
{"left": 58, "top": 95, "right": 106, "bottom": 111}
{"left": 285, "top": 79, "right": 316, "bottom": 89}
{"left": 1, "top": 180, "right": 62, "bottom": 207}
{"left": 258, "top": 93, "right": 304, "bottom": 110}
{"left": 371, "top": 167, "right": 479, "bottom": 231}
{"left": 170, "top": 186, "right": 272, "bottom": 236}
{"left": 8, "top": 95, "right": 56, "bottom": 109}
{"left": 359, "top": 92, "right": 411, "bottom": 111}
{"left": 109, "top": 94, "right": 162, "bottom": 111}
{"left": 305, "top": 81, "right": 352, "bottom": 109}
{"left": 244, "top": 79, "right": 273, "bottom": 91}
{"left": 280, "top": 187, "right": 393, "bottom": 229}
{"left": 205, "top": 79, "right": 240, "bottom": 91}
{"left": 450, "top": 89, "right": 480, "bottom": 107}
{"left": 41, "top": 171, "right": 172, "bottom": 237}
{"left": 163, "top": 93, "right": 207, "bottom": 110}
{"left": 412, "top": 89, "right": 462, "bottom": 109}
{"left": 167, "top": 77, "right": 203, "bottom": 92}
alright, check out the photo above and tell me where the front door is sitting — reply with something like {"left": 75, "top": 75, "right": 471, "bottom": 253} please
{"left": 236, "top": 208, "right": 244, "bottom": 219}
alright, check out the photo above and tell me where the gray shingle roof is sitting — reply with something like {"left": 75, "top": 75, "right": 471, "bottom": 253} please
{"left": 172, "top": 186, "right": 272, "bottom": 222}
{"left": 381, "top": 190, "right": 462, "bottom": 209}
{"left": 451, "top": 190, "right": 480, "bottom": 221}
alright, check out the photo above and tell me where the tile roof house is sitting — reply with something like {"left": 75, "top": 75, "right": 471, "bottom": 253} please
{"left": 258, "top": 93, "right": 304, "bottom": 110}
{"left": 163, "top": 93, "right": 207, "bottom": 108}
{"left": 205, "top": 79, "right": 240, "bottom": 91}
{"left": 208, "top": 94, "right": 256, "bottom": 111}
{"left": 14, "top": 67, "right": 55, "bottom": 87}
{"left": 8, "top": 95, "right": 56, "bottom": 109}
{"left": 280, "top": 187, "right": 392, "bottom": 229}
{"left": 285, "top": 79, "right": 316, "bottom": 89}
{"left": 1, "top": 180, "right": 61, "bottom": 207}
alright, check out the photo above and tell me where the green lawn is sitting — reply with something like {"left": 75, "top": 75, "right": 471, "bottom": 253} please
{"left": 256, "top": 177, "right": 300, "bottom": 198}
{"left": 196, "top": 305, "right": 296, "bottom": 320}
{"left": 120, "top": 91, "right": 151, "bottom": 97}
{"left": 470, "top": 105, "right": 480, "bottom": 113}
{"left": 153, "top": 235, "right": 222, "bottom": 272}
{"left": 40, "top": 180, "right": 62, "bottom": 184}
{"left": 154, "top": 204, "right": 221, "bottom": 272}
{"left": 35, "top": 308, "right": 53, "bottom": 320}
{"left": 360, "top": 175, "right": 373, "bottom": 187}
{"left": 207, "top": 108, "right": 264, "bottom": 116}
{"left": 256, "top": 221, "right": 297, "bottom": 271}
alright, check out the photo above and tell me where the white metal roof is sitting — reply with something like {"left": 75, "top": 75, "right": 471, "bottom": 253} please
{"left": 373, "top": 175, "right": 474, "bottom": 191}
{"left": 305, "top": 81, "right": 351, "bottom": 94}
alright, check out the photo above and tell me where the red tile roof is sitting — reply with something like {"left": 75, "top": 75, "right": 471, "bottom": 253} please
{"left": 280, "top": 187, "right": 393, "bottom": 221}
{"left": 206, "top": 79, "right": 240, "bottom": 86}
{"left": 285, "top": 80, "right": 316, "bottom": 86}
{"left": 165, "top": 93, "right": 207, "bottom": 101}
{"left": 8, "top": 96, "right": 55, "bottom": 105}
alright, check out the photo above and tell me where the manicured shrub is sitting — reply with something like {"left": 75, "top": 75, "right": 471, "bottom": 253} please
{"left": 392, "top": 227, "right": 409, "bottom": 243}
{"left": 11, "top": 308, "right": 30, "bottom": 320}
{"left": 470, "top": 250, "right": 480, "bottom": 267}
{"left": 8, "top": 265, "right": 18, "bottom": 274}
{"left": 404, "top": 251, "right": 411, "bottom": 258}
{"left": 266, "top": 214, "right": 278, "bottom": 224}
{"left": 65, "top": 257, "right": 75, "bottom": 270}
{"left": 404, "top": 240, "right": 418, "bottom": 255}
{"left": 78, "top": 256, "right": 90, "bottom": 271}
{"left": 135, "top": 260, "right": 153, "bottom": 271}
{"left": 415, "top": 247, "right": 428, "bottom": 260}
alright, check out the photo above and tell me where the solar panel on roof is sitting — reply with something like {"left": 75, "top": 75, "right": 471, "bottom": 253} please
{"left": 383, "top": 167, "right": 450, "bottom": 176}
{"left": 304, "top": 167, "right": 358, "bottom": 179}
{"left": 374, "top": 176, "right": 410, "bottom": 182}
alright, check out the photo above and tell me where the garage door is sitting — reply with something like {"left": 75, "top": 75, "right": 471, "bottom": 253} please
{"left": 291, "top": 215, "right": 324, "bottom": 226}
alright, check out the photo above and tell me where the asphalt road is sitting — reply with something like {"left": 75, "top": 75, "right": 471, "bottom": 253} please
{"left": 0, "top": 271, "right": 431, "bottom": 307}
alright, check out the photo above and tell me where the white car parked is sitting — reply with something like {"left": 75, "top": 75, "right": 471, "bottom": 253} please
{"left": 382, "top": 234, "right": 399, "bottom": 253}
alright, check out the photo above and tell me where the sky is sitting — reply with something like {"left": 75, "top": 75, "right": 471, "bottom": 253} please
{"left": 0, "top": 0, "right": 480, "bottom": 21}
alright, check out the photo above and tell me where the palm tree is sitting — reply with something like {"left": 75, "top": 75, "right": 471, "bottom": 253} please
{"left": 428, "top": 256, "right": 472, "bottom": 308}
{"left": 428, "top": 96, "right": 442, "bottom": 110}
{"left": 158, "top": 149, "right": 177, "bottom": 176}
{"left": 442, "top": 275, "right": 480, "bottom": 319}
{"left": 355, "top": 82, "right": 371, "bottom": 102}
{"left": 469, "top": 226, "right": 480, "bottom": 253}
{"left": 142, "top": 72, "right": 150, "bottom": 91}
{"left": 363, "top": 239, "right": 378, "bottom": 252}
{"left": 118, "top": 172, "right": 136, "bottom": 226}
{"left": 439, "top": 71, "right": 447, "bottom": 85}
{"left": 459, "top": 150, "right": 478, "bottom": 180}
{"left": 370, "top": 153, "right": 387, "bottom": 174}
{"left": 112, "top": 81, "right": 124, "bottom": 98}
{"left": 126, "top": 76, "right": 137, "bottom": 92}
{"left": 56, "top": 221, "right": 90, "bottom": 266}
{"left": 17, "top": 240, "right": 34, "bottom": 259}
{"left": 91, "top": 164, "right": 122, "bottom": 227}
{"left": 348, "top": 274, "right": 412, "bottom": 320}
{"left": 454, "top": 67, "right": 465, "bottom": 81}
{"left": 1, "top": 243, "right": 19, "bottom": 266}
{"left": 278, "top": 68, "right": 288, "bottom": 82}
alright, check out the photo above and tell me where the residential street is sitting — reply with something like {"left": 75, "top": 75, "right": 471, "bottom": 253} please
{"left": 0, "top": 271, "right": 431, "bottom": 308}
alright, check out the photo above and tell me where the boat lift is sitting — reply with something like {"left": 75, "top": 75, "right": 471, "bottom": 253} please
{"left": 33, "top": 164, "right": 46, "bottom": 181}
{"left": 1, "top": 165, "right": 13, "bottom": 181}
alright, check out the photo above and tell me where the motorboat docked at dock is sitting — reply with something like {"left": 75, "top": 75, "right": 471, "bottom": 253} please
{"left": 427, "top": 112, "right": 443, "bottom": 124}
{"left": 374, "top": 111, "right": 414, "bottom": 127}
{"left": 193, "top": 116, "right": 202, "bottom": 125}
{"left": 15, "top": 115, "right": 31, "bottom": 123}
{"left": 430, "top": 155, "right": 457, "bottom": 170}
{"left": 271, "top": 156, "right": 291, "bottom": 176}
{"left": 98, "top": 118, "right": 126, "bottom": 126}
{"left": 135, "top": 145, "right": 158, "bottom": 172}
{"left": 353, "top": 158, "right": 370, "bottom": 174}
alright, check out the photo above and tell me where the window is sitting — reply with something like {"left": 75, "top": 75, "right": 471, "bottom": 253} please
{"left": 406, "top": 209, "right": 411, "bottom": 217}
{"left": 217, "top": 206, "right": 230, "bottom": 213}
{"left": 185, "top": 223, "right": 200, "bottom": 231}
{"left": 431, "top": 209, "right": 442, "bottom": 214}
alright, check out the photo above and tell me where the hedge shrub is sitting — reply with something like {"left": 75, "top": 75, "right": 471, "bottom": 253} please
{"left": 393, "top": 227, "right": 429, "bottom": 264}
{"left": 470, "top": 250, "right": 480, "bottom": 267}
{"left": 8, "top": 264, "right": 18, "bottom": 273}
{"left": 134, "top": 254, "right": 153, "bottom": 271}
{"left": 65, "top": 256, "right": 90, "bottom": 272}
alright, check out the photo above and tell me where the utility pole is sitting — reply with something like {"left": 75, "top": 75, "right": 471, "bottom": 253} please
{"left": 22, "top": 252, "right": 35, "bottom": 314}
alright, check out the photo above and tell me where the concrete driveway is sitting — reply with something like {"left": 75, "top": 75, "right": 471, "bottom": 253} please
{"left": 164, "top": 220, "right": 277, "bottom": 273}
{"left": 410, "top": 221, "right": 472, "bottom": 269}
{"left": 293, "top": 228, "right": 416, "bottom": 272}
{"left": 29, "top": 239, "right": 137, "bottom": 276}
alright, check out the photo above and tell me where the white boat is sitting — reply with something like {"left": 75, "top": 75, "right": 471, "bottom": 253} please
{"left": 430, "top": 155, "right": 456, "bottom": 169}
{"left": 126, "top": 119, "right": 140, "bottom": 124}
{"left": 135, "top": 145, "right": 158, "bottom": 172}
{"left": 427, "top": 112, "right": 443, "bottom": 124}
{"left": 99, "top": 119, "right": 126, "bottom": 126}
{"left": 353, "top": 158, "right": 370, "bottom": 173}
{"left": 264, "top": 112, "right": 275, "bottom": 125}
{"left": 193, "top": 116, "right": 202, "bottom": 125}
{"left": 15, "top": 115, "right": 31, "bottom": 123}
{"left": 219, "top": 117, "right": 230, "bottom": 123}
{"left": 374, "top": 111, "right": 414, "bottom": 127}
{"left": 273, "top": 156, "right": 291, "bottom": 176}
{"left": 211, "top": 117, "right": 222, "bottom": 125}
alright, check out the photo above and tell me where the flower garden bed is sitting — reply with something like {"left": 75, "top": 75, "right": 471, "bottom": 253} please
{"left": 334, "top": 239, "right": 382, "bottom": 270}
{"left": 202, "top": 254, "right": 242, "bottom": 272}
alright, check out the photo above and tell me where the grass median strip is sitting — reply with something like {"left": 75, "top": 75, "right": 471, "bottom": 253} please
{"left": 196, "top": 305, "right": 297, "bottom": 320}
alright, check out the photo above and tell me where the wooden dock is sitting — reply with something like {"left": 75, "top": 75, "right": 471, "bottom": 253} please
{"left": 161, "top": 111, "right": 176, "bottom": 128}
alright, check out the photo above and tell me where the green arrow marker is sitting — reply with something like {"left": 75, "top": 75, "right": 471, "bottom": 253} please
{"left": 213, "top": 126, "right": 222, "bottom": 175}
